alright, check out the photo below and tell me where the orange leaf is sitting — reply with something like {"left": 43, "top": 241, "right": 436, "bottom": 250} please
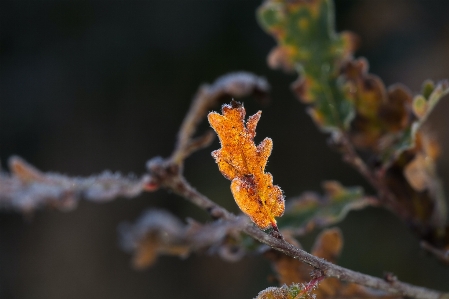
{"left": 208, "top": 101, "right": 284, "bottom": 230}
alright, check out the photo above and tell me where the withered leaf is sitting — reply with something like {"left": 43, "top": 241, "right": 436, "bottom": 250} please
{"left": 341, "top": 58, "right": 414, "bottom": 155}
{"left": 119, "top": 209, "right": 247, "bottom": 269}
{"left": 384, "top": 82, "right": 449, "bottom": 238}
{"left": 208, "top": 102, "right": 284, "bottom": 230}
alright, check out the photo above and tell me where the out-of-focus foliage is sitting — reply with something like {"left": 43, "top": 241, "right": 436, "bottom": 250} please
{"left": 119, "top": 209, "right": 247, "bottom": 269}
{"left": 258, "top": 0, "right": 449, "bottom": 254}
{"left": 258, "top": 0, "right": 357, "bottom": 131}
{"left": 0, "top": 156, "right": 147, "bottom": 212}
{"left": 208, "top": 102, "right": 284, "bottom": 230}
{"left": 264, "top": 228, "right": 398, "bottom": 299}
{"left": 278, "top": 181, "right": 376, "bottom": 236}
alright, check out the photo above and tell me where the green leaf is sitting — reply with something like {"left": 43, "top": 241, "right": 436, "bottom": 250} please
{"left": 413, "top": 80, "right": 449, "bottom": 122}
{"left": 258, "top": 0, "right": 356, "bottom": 131}
{"left": 384, "top": 80, "right": 449, "bottom": 167}
{"left": 277, "top": 181, "right": 375, "bottom": 235}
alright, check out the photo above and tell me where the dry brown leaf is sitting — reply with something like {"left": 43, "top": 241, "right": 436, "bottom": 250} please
{"left": 120, "top": 209, "right": 247, "bottom": 269}
{"left": 208, "top": 101, "right": 284, "bottom": 230}
{"left": 341, "top": 58, "right": 414, "bottom": 152}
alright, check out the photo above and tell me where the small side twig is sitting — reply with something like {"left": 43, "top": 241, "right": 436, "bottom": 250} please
{"left": 421, "top": 241, "right": 449, "bottom": 265}
{"left": 294, "top": 271, "right": 325, "bottom": 299}
{"left": 146, "top": 72, "right": 271, "bottom": 217}
{"left": 333, "top": 132, "right": 410, "bottom": 221}
{"left": 170, "top": 72, "right": 270, "bottom": 165}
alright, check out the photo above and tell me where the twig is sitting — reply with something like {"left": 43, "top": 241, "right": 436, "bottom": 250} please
{"left": 146, "top": 156, "right": 230, "bottom": 220}
{"left": 245, "top": 224, "right": 449, "bottom": 299}
{"left": 333, "top": 132, "right": 411, "bottom": 221}
{"left": 170, "top": 72, "right": 270, "bottom": 165}
{"left": 0, "top": 156, "right": 148, "bottom": 212}
{"left": 421, "top": 241, "right": 449, "bottom": 265}
{"left": 146, "top": 71, "right": 270, "bottom": 193}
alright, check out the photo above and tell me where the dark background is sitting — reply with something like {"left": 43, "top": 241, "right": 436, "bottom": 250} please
{"left": 1, "top": 0, "right": 449, "bottom": 298}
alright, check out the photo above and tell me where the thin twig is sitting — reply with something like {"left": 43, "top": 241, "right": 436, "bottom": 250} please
{"left": 0, "top": 156, "right": 148, "bottom": 212}
{"left": 334, "top": 132, "right": 410, "bottom": 221}
{"left": 421, "top": 241, "right": 449, "bottom": 265}
{"left": 170, "top": 72, "right": 270, "bottom": 165}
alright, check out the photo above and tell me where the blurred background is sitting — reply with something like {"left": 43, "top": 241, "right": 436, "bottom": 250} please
{"left": 1, "top": 0, "right": 449, "bottom": 298}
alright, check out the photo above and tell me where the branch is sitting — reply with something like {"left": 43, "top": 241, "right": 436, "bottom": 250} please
{"left": 0, "top": 156, "right": 148, "bottom": 212}
{"left": 147, "top": 157, "right": 449, "bottom": 299}
{"left": 331, "top": 132, "right": 411, "bottom": 221}
{"left": 421, "top": 241, "right": 449, "bottom": 265}
{"left": 170, "top": 72, "right": 270, "bottom": 165}
{"left": 246, "top": 224, "right": 448, "bottom": 299}
{"left": 144, "top": 73, "right": 449, "bottom": 299}
{"left": 0, "top": 72, "right": 270, "bottom": 211}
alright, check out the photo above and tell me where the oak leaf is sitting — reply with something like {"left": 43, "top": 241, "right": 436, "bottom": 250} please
{"left": 119, "top": 209, "right": 247, "bottom": 269}
{"left": 208, "top": 101, "right": 284, "bottom": 230}
{"left": 278, "top": 181, "right": 375, "bottom": 236}
{"left": 258, "top": 0, "right": 358, "bottom": 131}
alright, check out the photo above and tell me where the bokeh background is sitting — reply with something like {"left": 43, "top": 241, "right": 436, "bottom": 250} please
{"left": 1, "top": 0, "right": 449, "bottom": 298}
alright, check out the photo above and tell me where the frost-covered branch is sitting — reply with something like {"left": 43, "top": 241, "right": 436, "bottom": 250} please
{"left": 141, "top": 71, "right": 449, "bottom": 299}
{"left": 170, "top": 72, "right": 270, "bottom": 165}
{"left": 0, "top": 72, "right": 270, "bottom": 212}
{"left": 0, "top": 156, "right": 148, "bottom": 212}
{"left": 146, "top": 156, "right": 449, "bottom": 299}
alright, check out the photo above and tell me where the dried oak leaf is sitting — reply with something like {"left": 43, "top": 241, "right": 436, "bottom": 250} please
{"left": 119, "top": 209, "right": 247, "bottom": 269}
{"left": 208, "top": 102, "right": 284, "bottom": 230}
{"left": 264, "top": 228, "right": 398, "bottom": 299}
{"left": 384, "top": 82, "right": 449, "bottom": 239}
{"left": 341, "top": 58, "right": 414, "bottom": 155}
